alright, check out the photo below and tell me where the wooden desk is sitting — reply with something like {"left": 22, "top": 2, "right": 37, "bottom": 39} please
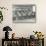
{"left": 2, "top": 38, "right": 44, "bottom": 46}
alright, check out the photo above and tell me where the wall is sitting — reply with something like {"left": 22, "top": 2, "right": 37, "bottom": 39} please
{"left": 0, "top": 0, "right": 46, "bottom": 46}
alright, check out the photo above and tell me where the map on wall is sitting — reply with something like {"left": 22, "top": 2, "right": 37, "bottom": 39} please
{"left": 12, "top": 4, "right": 36, "bottom": 23}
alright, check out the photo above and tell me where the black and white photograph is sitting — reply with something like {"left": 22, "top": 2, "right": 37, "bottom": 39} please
{"left": 12, "top": 4, "right": 36, "bottom": 23}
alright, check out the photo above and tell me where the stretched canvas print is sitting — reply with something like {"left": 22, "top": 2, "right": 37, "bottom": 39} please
{"left": 13, "top": 4, "right": 36, "bottom": 23}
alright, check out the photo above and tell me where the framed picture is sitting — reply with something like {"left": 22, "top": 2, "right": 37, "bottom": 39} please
{"left": 12, "top": 4, "right": 36, "bottom": 23}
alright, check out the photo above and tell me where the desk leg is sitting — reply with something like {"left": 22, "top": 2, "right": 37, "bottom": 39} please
{"left": 2, "top": 40, "right": 4, "bottom": 46}
{"left": 42, "top": 38, "right": 44, "bottom": 46}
